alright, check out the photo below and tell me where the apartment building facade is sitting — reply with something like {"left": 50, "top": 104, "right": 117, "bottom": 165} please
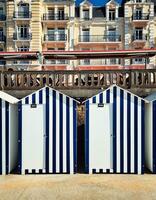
{"left": 0, "top": 0, "right": 155, "bottom": 70}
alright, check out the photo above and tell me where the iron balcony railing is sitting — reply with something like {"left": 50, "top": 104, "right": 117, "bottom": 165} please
{"left": 44, "top": 34, "right": 67, "bottom": 41}
{"left": 0, "top": 14, "right": 6, "bottom": 21}
{"left": 132, "top": 14, "right": 149, "bottom": 20}
{"left": 43, "top": 13, "right": 69, "bottom": 20}
{"left": 13, "top": 11, "right": 32, "bottom": 19}
{"left": 0, "top": 35, "right": 5, "bottom": 42}
{"left": 13, "top": 33, "right": 32, "bottom": 41}
{"left": 79, "top": 35, "right": 121, "bottom": 42}
{"left": 132, "top": 34, "right": 147, "bottom": 41}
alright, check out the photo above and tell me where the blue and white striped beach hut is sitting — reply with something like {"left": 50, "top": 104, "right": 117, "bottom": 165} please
{"left": 18, "top": 86, "right": 78, "bottom": 175}
{"left": 84, "top": 85, "right": 146, "bottom": 174}
{"left": 0, "top": 91, "right": 19, "bottom": 175}
{"left": 145, "top": 92, "right": 156, "bottom": 173}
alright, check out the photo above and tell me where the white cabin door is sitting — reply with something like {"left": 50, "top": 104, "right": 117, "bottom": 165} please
{"left": 89, "top": 103, "right": 112, "bottom": 172}
{"left": 22, "top": 104, "right": 45, "bottom": 173}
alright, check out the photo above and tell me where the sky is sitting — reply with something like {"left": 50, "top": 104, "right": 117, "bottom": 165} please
{"left": 75, "top": 0, "right": 123, "bottom": 6}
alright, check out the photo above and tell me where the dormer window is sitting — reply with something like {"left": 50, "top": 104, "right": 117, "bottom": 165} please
{"left": 109, "top": 9, "right": 115, "bottom": 21}
{"left": 83, "top": 9, "right": 89, "bottom": 20}
{"left": 136, "top": 0, "right": 142, "bottom": 3}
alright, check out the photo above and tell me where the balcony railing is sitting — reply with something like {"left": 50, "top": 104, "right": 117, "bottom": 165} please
{"left": 0, "top": 14, "right": 6, "bottom": 21}
{"left": 132, "top": 14, "right": 149, "bottom": 20}
{"left": 43, "top": 13, "right": 69, "bottom": 20}
{"left": 44, "top": 34, "right": 67, "bottom": 41}
{"left": 1, "top": 69, "right": 156, "bottom": 91}
{"left": 13, "top": 33, "right": 32, "bottom": 41}
{"left": 13, "top": 11, "right": 32, "bottom": 19}
{"left": 79, "top": 35, "right": 121, "bottom": 42}
{"left": 132, "top": 34, "right": 147, "bottom": 41}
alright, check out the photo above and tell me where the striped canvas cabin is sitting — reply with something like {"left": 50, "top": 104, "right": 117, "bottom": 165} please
{"left": 18, "top": 86, "right": 78, "bottom": 175}
{"left": 0, "top": 91, "right": 19, "bottom": 175}
{"left": 84, "top": 85, "right": 146, "bottom": 174}
{"left": 145, "top": 92, "right": 156, "bottom": 173}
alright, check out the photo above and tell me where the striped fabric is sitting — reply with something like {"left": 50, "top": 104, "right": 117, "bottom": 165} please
{"left": 145, "top": 100, "right": 156, "bottom": 173}
{"left": 0, "top": 99, "right": 9, "bottom": 175}
{"left": 85, "top": 85, "right": 145, "bottom": 174}
{"left": 18, "top": 87, "right": 78, "bottom": 174}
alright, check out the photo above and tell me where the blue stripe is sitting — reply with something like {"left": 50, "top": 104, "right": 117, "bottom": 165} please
{"left": 18, "top": 102, "right": 22, "bottom": 174}
{"left": 53, "top": 90, "right": 56, "bottom": 173}
{"left": 92, "top": 96, "right": 96, "bottom": 103}
{"left": 66, "top": 97, "right": 70, "bottom": 173}
{"left": 153, "top": 101, "right": 156, "bottom": 173}
{"left": 127, "top": 93, "right": 131, "bottom": 173}
{"left": 106, "top": 89, "right": 110, "bottom": 103}
{"left": 46, "top": 87, "right": 49, "bottom": 173}
{"left": 25, "top": 97, "right": 29, "bottom": 104}
{"left": 134, "top": 97, "right": 138, "bottom": 174}
{"left": 141, "top": 100, "right": 145, "bottom": 174}
{"left": 99, "top": 93, "right": 103, "bottom": 104}
{"left": 0, "top": 99, "right": 1, "bottom": 174}
{"left": 32, "top": 94, "right": 36, "bottom": 104}
{"left": 113, "top": 86, "right": 117, "bottom": 173}
{"left": 85, "top": 100, "right": 89, "bottom": 173}
{"left": 59, "top": 94, "right": 63, "bottom": 173}
{"left": 39, "top": 90, "right": 43, "bottom": 104}
{"left": 120, "top": 89, "right": 124, "bottom": 173}
{"left": 73, "top": 100, "right": 77, "bottom": 173}
{"left": 5, "top": 102, "right": 9, "bottom": 174}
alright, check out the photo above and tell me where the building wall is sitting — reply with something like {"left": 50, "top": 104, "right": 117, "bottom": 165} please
{"left": 0, "top": 0, "right": 156, "bottom": 70}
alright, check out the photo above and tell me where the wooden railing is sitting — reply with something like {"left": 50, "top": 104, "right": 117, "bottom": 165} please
{"left": 1, "top": 69, "right": 156, "bottom": 90}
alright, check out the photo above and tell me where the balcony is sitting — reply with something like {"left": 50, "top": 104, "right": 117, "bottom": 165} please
{"left": 13, "top": 11, "right": 32, "bottom": 19}
{"left": 13, "top": 33, "right": 32, "bottom": 41}
{"left": 43, "top": 13, "right": 69, "bottom": 20}
{"left": 79, "top": 35, "right": 121, "bottom": 43}
{"left": 0, "top": 14, "right": 6, "bottom": 21}
{"left": 132, "top": 14, "right": 150, "bottom": 21}
{"left": 44, "top": 34, "right": 67, "bottom": 42}
{"left": 132, "top": 34, "right": 147, "bottom": 42}
{"left": 0, "top": 35, "right": 5, "bottom": 42}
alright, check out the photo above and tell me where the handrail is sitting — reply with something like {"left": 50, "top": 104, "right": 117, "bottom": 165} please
{"left": 1, "top": 69, "right": 156, "bottom": 90}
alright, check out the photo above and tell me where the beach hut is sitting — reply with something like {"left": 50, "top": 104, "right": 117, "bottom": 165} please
{"left": 18, "top": 86, "right": 78, "bottom": 174}
{"left": 84, "top": 85, "right": 146, "bottom": 174}
{"left": 0, "top": 91, "right": 19, "bottom": 175}
{"left": 145, "top": 92, "right": 156, "bottom": 173}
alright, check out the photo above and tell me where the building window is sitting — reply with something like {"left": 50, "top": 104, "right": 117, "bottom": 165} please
{"left": 17, "top": 3, "right": 29, "bottom": 18}
{"left": 82, "top": 29, "right": 90, "bottom": 42}
{"left": 18, "top": 46, "right": 29, "bottom": 52}
{"left": 136, "top": 0, "right": 142, "bottom": 2}
{"left": 109, "top": 9, "right": 115, "bottom": 21}
{"left": 83, "top": 9, "right": 89, "bottom": 20}
{"left": 17, "top": 25, "right": 29, "bottom": 39}
{"left": 134, "top": 28, "right": 143, "bottom": 40}
{"left": 58, "top": 8, "right": 64, "bottom": 20}
{"left": 108, "top": 28, "right": 116, "bottom": 41}
{"left": 135, "top": 8, "right": 142, "bottom": 19}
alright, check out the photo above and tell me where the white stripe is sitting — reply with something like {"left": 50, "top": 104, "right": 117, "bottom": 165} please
{"left": 56, "top": 91, "right": 60, "bottom": 173}
{"left": 116, "top": 88, "right": 120, "bottom": 173}
{"left": 63, "top": 96, "right": 67, "bottom": 173}
{"left": 110, "top": 87, "right": 113, "bottom": 103}
{"left": 2, "top": 100, "right": 6, "bottom": 175}
{"left": 49, "top": 89, "right": 53, "bottom": 173}
{"left": 123, "top": 92, "right": 128, "bottom": 173}
{"left": 70, "top": 100, "right": 73, "bottom": 174}
{"left": 131, "top": 96, "right": 135, "bottom": 173}
{"left": 138, "top": 100, "right": 142, "bottom": 174}
{"left": 35, "top": 90, "right": 39, "bottom": 104}
{"left": 29, "top": 95, "right": 32, "bottom": 105}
